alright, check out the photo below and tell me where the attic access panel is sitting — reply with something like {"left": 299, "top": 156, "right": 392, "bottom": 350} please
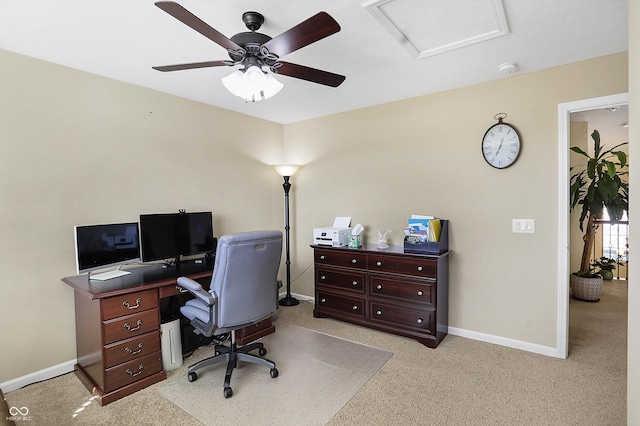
{"left": 364, "top": 0, "right": 509, "bottom": 59}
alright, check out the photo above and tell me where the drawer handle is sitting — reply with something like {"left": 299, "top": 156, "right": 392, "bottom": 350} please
{"left": 126, "top": 364, "right": 144, "bottom": 377}
{"left": 320, "top": 255, "right": 325, "bottom": 260}
{"left": 376, "top": 310, "right": 382, "bottom": 315}
{"left": 320, "top": 275, "right": 326, "bottom": 280}
{"left": 417, "top": 266, "right": 423, "bottom": 271}
{"left": 123, "top": 298, "right": 142, "bottom": 310}
{"left": 352, "top": 281, "right": 358, "bottom": 286}
{"left": 417, "top": 290, "right": 423, "bottom": 296}
{"left": 376, "top": 261, "right": 382, "bottom": 267}
{"left": 352, "top": 305, "right": 358, "bottom": 310}
{"left": 176, "top": 285, "right": 189, "bottom": 293}
{"left": 417, "top": 318, "right": 423, "bottom": 324}
{"left": 124, "top": 320, "right": 142, "bottom": 332}
{"left": 376, "top": 284, "right": 382, "bottom": 290}
{"left": 125, "top": 343, "right": 143, "bottom": 355}
{"left": 320, "top": 298, "right": 326, "bottom": 303}
{"left": 351, "top": 259, "right": 357, "bottom": 264}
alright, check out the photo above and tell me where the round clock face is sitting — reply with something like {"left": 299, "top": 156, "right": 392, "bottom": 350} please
{"left": 482, "top": 122, "right": 521, "bottom": 169}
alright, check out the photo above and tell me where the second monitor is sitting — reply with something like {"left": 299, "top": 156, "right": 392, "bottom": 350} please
{"left": 140, "top": 211, "right": 214, "bottom": 266}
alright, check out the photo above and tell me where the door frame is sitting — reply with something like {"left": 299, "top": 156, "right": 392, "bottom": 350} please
{"left": 557, "top": 92, "right": 629, "bottom": 358}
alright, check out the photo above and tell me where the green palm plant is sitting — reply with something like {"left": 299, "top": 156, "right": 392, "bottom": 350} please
{"left": 570, "top": 129, "right": 628, "bottom": 274}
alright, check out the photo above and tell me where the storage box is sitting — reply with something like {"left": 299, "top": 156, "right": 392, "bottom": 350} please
{"left": 404, "top": 220, "right": 449, "bottom": 254}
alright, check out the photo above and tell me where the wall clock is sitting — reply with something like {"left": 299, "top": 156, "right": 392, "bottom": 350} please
{"left": 482, "top": 113, "right": 521, "bottom": 169}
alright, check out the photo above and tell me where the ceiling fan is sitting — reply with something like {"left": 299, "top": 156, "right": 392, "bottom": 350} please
{"left": 152, "top": 1, "right": 346, "bottom": 102}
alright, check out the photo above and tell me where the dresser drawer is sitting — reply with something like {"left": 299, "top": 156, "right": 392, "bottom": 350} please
{"left": 101, "top": 289, "right": 158, "bottom": 320}
{"left": 369, "top": 256, "right": 436, "bottom": 279}
{"left": 316, "top": 291, "right": 365, "bottom": 319}
{"left": 104, "top": 331, "right": 161, "bottom": 369}
{"left": 316, "top": 266, "right": 366, "bottom": 293}
{"left": 103, "top": 308, "right": 160, "bottom": 344}
{"left": 103, "top": 351, "right": 162, "bottom": 393}
{"left": 370, "top": 275, "right": 434, "bottom": 307}
{"left": 315, "top": 249, "right": 367, "bottom": 270}
{"left": 369, "top": 301, "right": 435, "bottom": 335}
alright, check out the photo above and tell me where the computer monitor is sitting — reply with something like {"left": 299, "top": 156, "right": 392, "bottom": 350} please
{"left": 139, "top": 211, "right": 214, "bottom": 265}
{"left": 74, "top": 222, "right": 141, "bottom": 275}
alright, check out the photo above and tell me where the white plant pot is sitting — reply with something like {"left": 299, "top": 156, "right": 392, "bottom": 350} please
{"left": 570, "top": 274, "right": 603, "bottom": 302}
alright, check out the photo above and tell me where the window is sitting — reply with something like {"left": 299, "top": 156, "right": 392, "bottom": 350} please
{"left": 600, "top": 208, "right": 629, "bottom": 262}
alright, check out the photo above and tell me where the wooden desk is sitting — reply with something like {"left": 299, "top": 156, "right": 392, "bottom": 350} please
{"left": 62, "top": 261, "right": 213, "bottom": 405}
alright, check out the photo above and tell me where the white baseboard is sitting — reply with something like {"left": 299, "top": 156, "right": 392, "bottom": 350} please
{"left": 448, "top": 326, "right": 560, "bottom": 357}
{"left": 1, "top": 359, "right": 76, "bottom": 394}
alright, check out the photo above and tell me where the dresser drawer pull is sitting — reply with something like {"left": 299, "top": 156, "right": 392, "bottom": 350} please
{"left": 352, "top": 305, "right": 358, "bottom": 310}
{"left": 376, "top": 310, "right": 382, "bottom": 315}
{"left": 320, "top": 275, "right": 326, "bottom": 280}
{"left": 320, "top": 255, "right": 326, "bottom": 260}
{"left": 124, "top": 320, "right": 142, "bottom": 332}
{"left": 352, "top": 281, "right": 358, "bottom": 286}
{"left": 320, "top": 298, "right": 326, "bottom": 303}
{"left": 351, "top": 259, "right": 357, "bottom": 264}
{"left": 376, "top": 261, "right": 382, "bottom": 267}
{"left": 126, "top": 364, "right": 144, "bottom": 377}
{"left": 176, "top": 285, "right": 189, "bottom": 293}
{"left": 376, "top": 284, "right": 382, "bottom": 290}
{"left": 417, "top": 266, "right": 423, "bottom": 271}
{"left": 125, "top": 343, "right": 143, "bottom": 355}
{"left": 417, "top": 290, "right": 423, "bottom": 296}
{"left": 123, "top": 298, "right": 142, "bottom": 310}
{"left": 417, "top": 318, "right": 423, "bottom": 324}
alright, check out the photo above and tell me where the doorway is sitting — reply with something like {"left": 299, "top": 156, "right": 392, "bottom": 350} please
{"left": 557, "top": 93, "right": 629, "bottom": 358}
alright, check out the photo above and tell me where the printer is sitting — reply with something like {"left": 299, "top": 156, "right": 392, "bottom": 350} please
{"left": 313, "top": 217, "right": 352, "bottom": 247}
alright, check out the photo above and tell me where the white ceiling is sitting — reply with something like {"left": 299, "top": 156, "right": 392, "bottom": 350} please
{"left": 0, "top": 0, "right": 628, "bottom": 124}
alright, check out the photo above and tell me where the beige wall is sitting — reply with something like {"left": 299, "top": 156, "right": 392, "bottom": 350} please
{"left": 0, "top": 50, "right": 284, "bottom": 382}
{"left": 0, "top": 47, "right": 632, "bottom": 393}
{"left": 284, "top": 52, "right": 628, "bottom": 349}
{"left": 627, "top": 1, "right": 639, "bottom": 423}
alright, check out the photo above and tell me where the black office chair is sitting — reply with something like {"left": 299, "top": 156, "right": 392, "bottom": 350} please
{"left": 177, "top": 230, "right": 282, "bottom": 398}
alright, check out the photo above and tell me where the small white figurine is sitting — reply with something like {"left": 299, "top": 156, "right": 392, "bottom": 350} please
{"left": 376, "top": 229, "right": 392, "bottom": 249}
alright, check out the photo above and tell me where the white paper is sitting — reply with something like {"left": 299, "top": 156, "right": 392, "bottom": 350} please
{"left": 333, "top": 217, "right": 351, "bottom": 228}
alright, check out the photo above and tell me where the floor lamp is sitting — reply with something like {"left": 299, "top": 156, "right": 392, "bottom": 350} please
{"left": 273, "top": 164, "right": 301, "bottom": 306}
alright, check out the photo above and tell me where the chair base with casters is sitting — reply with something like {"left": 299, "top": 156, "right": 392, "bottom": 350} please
{"left": 186, "top": 329, "right": 278, "bottom": 398}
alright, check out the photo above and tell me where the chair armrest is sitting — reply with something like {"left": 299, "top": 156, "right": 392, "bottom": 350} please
{"left": 177, "top": 277, "right": 215, "bottom": 306}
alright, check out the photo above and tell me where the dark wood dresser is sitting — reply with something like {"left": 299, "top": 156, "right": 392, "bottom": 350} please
{"left": 312, "top": 244, "right": 450, "bottom": 348}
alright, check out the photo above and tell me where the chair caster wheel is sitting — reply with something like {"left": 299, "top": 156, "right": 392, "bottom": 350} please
{"left": 224, "top": 387, "right": 233, "bottom": 398}
{"left": 188, "top": 372, "right": 198, "bottom": 382}
{"left": 259, "top": 348, "right": 267, "bottom": 356}
{"left": 270, "top": 368, "right": 279, "bottom": 378}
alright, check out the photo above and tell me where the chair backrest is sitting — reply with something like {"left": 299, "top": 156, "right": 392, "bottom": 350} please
{"left": 210, "top": 230, "right": 282, "bottom": 329}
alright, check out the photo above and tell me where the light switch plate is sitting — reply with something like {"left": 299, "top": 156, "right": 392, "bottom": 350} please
{"left": 513, "top": 219, "right": 535, "bottom": 233}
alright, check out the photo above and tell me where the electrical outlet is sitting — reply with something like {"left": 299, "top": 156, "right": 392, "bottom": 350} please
{"left": 512, "top": 219, "right": 535, "bottom": 233}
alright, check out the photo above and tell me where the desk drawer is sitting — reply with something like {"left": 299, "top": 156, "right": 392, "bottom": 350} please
{"left": 369, "top": 275, "right": 434, "bottom": 307}
{"left": 103, "top": 351, "right": 162, "bottom": 393}
{"left": 315, "top": 249, "right": 367, "bottom": 270}
{"left": 369, "top": 256, "right": 436, "bottom": 279}
{"left": 316, "top": 267, "right": 366, "bottom": 294}
{"left": 316, "top": 291, "right": 365, "bottom": 319}
{"left": 103, "top": 308, "right": 160, "bottom": 344}
{"left": 369, "top": 301, "right": 435, "bottom": 335}
{"left": 104, "top": 331, "right": 161, "bottom": 369}
{"left": 101, "top": 289, "right": 158, "bottom": 320}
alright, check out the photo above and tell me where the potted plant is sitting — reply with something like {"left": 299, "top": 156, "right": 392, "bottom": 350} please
{"left": 591, "top": 256, "right": 624, "bottom": 281}
{"left": 570, "top": 129, "right": 628, "bottom": 301}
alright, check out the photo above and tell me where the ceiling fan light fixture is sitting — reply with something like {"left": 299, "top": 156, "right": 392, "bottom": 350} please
{"left": 221, "top": 65, "right": 283, "bottom": 102}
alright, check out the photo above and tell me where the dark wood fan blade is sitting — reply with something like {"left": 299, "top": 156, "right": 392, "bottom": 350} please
{"left": 153, "top": 60, "right": 229, "bottom": 72}
{"left": 262, "top": 12, "right": 340, "bottom": 57}
{"left": 275, "top": 62, "right": 345, "bottom": 87}
{"left": 155, "top": 1, "right": 242, "bottom": 51}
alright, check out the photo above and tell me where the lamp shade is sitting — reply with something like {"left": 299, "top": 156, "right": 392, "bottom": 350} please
{"left": 222, "top": 65, "right": 283, "bottom": 102}
{"left": 273, "top": 164, "right": 301, "bottom": 177}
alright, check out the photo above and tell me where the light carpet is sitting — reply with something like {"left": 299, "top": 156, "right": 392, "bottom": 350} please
{"left": 158, "top": 325, "right": 392, "bottom": 426}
